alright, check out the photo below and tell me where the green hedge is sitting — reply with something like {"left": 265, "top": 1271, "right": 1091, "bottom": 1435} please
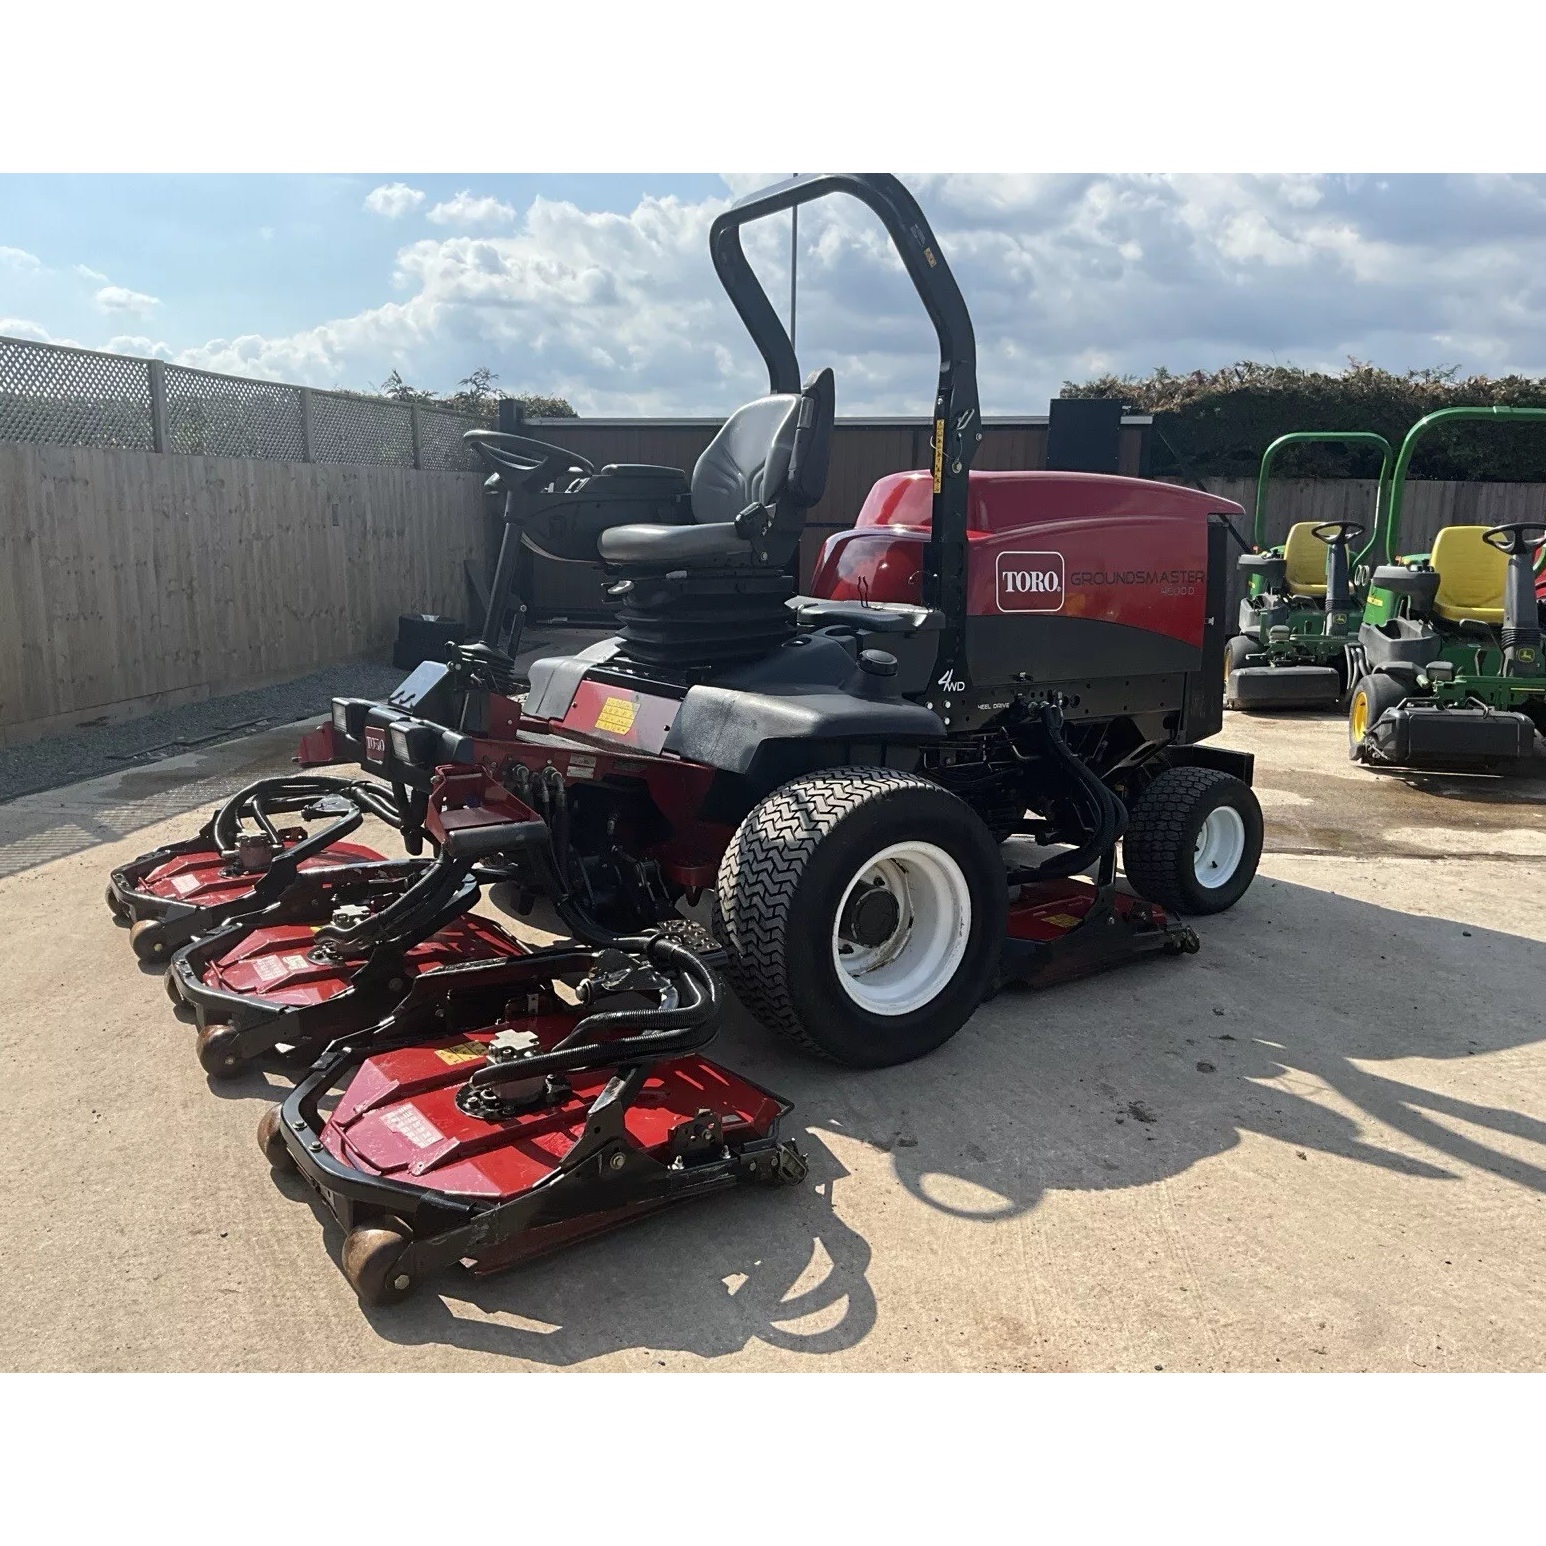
{"left": 1062, "top": 362, "right": 1546, "bottom": 482}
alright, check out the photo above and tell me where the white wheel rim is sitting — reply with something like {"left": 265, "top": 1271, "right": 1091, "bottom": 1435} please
{"left": 1193, "top": 807, "right": 1247, "bottom": 889}
{"left": 831, "top": 841, "right": 972, "bottom": 1017}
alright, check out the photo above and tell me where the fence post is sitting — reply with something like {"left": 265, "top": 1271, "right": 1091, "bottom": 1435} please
{"left": 147, "top": 359, "right": 169, "bottom": 452}
{"left": 410, "top": 404, "right": 423, "bottom": 470}
{"left": 299, "top": 387, "right": 314, "bottom": 463}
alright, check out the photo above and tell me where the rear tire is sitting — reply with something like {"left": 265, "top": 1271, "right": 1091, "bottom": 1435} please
{"left": 1122, "top": 766, "right": 1262, "bottom": 916}
{"left": 713, "top": 769, "right": 1006, "bottom": 1068}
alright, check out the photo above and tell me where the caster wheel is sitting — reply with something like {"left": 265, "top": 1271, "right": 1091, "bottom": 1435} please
{"left": 196, "top": 1022, "right": 246, "bottom": 1079}
{"left": 130, "top": 918, "right": 170, "bottom": 964}
{"left": 105, "top": 883, "right": 129, "bottom": 920}
{"left": 256, "top": 1105, "right": 297, "bottom": 1172}
{"left": 342, "top": 1218, "right": 416, "bottom": 1306}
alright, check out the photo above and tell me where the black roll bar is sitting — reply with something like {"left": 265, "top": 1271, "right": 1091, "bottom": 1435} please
{"left": 709, "top": 174, "right": 981, "bottom": 690}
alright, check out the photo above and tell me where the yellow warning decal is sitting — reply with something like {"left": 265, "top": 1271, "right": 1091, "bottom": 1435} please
{"left": 932, "top": 419, "right": 945, "bottom": 493}
{"left": 1044, "top": 913, "right": 1082, "bottom": 930}
{"left": 433, "top": 1040, "right": 486, "bottom": 1066}
{"left": 595, "top": 695, "right": 638, "bottom": 735}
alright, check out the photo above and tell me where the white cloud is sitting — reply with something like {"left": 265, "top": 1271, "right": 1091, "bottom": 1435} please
{"left": 104, "top": 333, "right": 174, "bottom": 360}
{"left": 0, "top": 317, "right": 57, "bottom": 342}
{"left": 364, "top": 182, "right": 425, "bottom": 218}
{"left": 95, "top": 284, "right": 160, "bottom": 317}
{"left": 73, "top": 263, "right": 109, "bottom": 282}
{"left": 0, "top": 246, "right": 42, "bottom": 272}
{"left": 157, "top": 174, "right": 1546, "bottom": 416}
{"left": 426, "top": 191, "right": 517, "bottom": 228}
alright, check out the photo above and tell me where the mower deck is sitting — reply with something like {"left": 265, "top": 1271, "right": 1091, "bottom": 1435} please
{"left": 1228, "top": 664, "right": 1343, "bottom": 711}
{"left": 1001, "top": 878, "right": 1198, "bottom": 988}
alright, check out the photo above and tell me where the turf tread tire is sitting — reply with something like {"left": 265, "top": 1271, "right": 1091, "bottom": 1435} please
{"left": 1122, "top": 765, "right": 1262, "bottom": 916}
{"left": 712, "top": 768, "right": 1004, "bottom": 1066}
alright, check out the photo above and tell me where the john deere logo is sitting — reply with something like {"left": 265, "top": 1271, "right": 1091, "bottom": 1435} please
{"left": 996, "top": 551, "right": 1065, "bottom": 613}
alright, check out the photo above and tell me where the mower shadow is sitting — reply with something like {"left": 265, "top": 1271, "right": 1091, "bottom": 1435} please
{"left": 807, "top": 871, "right": 1546, "bottom": 1231}
{"left": 1388, "top": 766, "right": 1546, "bottom": 807}
{"left": 213, "top": 874, "right": 1546, "bottom": 1365}
{"left": 271, "top": 1129, "right": 878, "bottom": 1365}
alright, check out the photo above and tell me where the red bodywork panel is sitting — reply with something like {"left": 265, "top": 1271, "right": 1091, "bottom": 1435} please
{"left": 198, "top": 912, "right": 524, "bottom": 1008}
{"left": 323, "top": 1026, "right": 784, "bottom": 1201}
{"left": 456, "top": 731, "right": 729, "bottom": 890}
{"left": 140, "top": 836, "right": 383, "bottom": 907}
{"left": 295, "top": 721, "right": 338, "bottom": 768}
{"left": 810, "top": 470, "right": 1240, "bottom": 651}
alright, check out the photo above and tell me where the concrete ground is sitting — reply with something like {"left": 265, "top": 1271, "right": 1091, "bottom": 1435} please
{"left": 2, "top": 705, "right": 1544, "bottom": 1371}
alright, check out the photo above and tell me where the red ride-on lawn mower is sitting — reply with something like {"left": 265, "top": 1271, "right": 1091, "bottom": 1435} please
{"left": 308, "top": 173, "right": 1264, "bottom": 1070}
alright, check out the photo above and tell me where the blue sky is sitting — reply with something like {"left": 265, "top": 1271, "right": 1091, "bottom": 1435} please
{"left": 5, "top": 173, "right": 1546, "bottom": 416}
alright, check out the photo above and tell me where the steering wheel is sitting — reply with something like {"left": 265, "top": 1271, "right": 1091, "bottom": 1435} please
{"left": 1311, "top": 522, "right": 1365, "bottom": 546}
{"left": 463, "top": 428, "right": 595, "bottom": 492}
{"left": 1482, "top": 522, "right": 1546, "bottom": 556}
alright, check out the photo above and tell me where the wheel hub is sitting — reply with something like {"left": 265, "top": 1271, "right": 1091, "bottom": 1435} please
{"left": 843, "top": 883, "right": 902, "bottom": 949}
{"left": 831, "top": 842, "right": 972, "bottom": 1018}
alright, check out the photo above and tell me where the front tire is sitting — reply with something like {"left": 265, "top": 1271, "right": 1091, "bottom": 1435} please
{"left": 1122, "top": 766, "right": 1262, "bottom": 915}
{"left": 713, "top": 769, "right": 1007, "bottom": 1068}
{"left": 1224, "top": 634, "right": 1254, "bottom": 706}
{"left": 1347, "top": 671, "right": 1408, "bottom": 763}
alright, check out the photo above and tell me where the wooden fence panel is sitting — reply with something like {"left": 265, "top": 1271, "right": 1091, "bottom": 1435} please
{"left": 0, "top": 442, "right": 487, "bottom": 745}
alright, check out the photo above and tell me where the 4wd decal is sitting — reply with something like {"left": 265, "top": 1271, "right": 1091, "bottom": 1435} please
{"left": 996, "top": 550, "right": 1065, "bottom": 613}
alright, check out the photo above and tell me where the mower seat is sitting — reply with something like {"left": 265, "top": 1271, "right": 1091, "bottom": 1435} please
{"left": 1281, "top": 522, "right": 1327, "bottom": 599}
{"left": 1430, "top": 525, "right": 1507, "bottom": 626}
{"left": 600, "top": 367, "right": 835, "bottom": 571}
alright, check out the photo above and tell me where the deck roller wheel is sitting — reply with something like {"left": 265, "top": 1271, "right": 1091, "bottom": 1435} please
{"left": 257, "top": 1106, "right": 297, "bottom": 1173}
{"left": 105, "top": 883, "right": 129, "bottom": 921}
{"left": 342, "top": 1217, "right": 416, "bottom": 1306}
{"left": 196, "top": 1022, "right": 247, "bottom": 1079}
{"left": 130, "top": 918, "right": 171, "bottom": 964}
{"left": 164, "top": 970, "right": 183, "bottom": 1006}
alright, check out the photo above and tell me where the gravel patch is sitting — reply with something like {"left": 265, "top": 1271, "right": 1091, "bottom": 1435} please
{"left": 0, "top": 660, "right": 404, "bottom": 805}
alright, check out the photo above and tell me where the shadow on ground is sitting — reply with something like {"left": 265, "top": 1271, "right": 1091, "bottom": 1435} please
{"left": 204, "top": 867, "right": 1546, "bottom": 1366}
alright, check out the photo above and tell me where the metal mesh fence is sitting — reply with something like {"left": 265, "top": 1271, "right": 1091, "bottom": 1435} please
{"left": 164, "top": 365, "right": 305, "bottom": 459}
{"left": 0, "top": 334, "right": 485, "bottom": 469}
{"left": 310, "top": 390, "right": 416, "bottom": 467}
{"left": 0, "top": 337, "right": 155, "bottom": 450}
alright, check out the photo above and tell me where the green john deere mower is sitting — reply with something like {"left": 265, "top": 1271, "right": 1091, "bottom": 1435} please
{"left": 1226, "top": 431, "right": 1393, "bottom": 711}
{"left": 1347, "top": 406, "right": 1546, "bottom": 772}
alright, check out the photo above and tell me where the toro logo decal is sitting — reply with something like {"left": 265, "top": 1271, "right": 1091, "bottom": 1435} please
{"left": 996, "top": 551, "right": 1065, "bottom": 613}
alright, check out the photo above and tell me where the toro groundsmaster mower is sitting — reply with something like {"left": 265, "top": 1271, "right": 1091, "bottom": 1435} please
{"left": 112, "top": 173, "right": 1266, "bottom": 1301}
{"left": 299, "top": 172, "right": 1264, "bottom": 1067}
{"left": 1226, "top": 431, "right": 1392, "bottom": 711}
{"left": 1347, "top": 406, "right": 1546, "bottom": 772}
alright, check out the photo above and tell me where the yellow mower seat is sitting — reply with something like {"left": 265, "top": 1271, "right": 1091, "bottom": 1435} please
{"left": 1281, "top": 522, "right": 1327, "bottom": 598}
{"left": 1430, "top": 525, "right": 1506, "bottom": 625}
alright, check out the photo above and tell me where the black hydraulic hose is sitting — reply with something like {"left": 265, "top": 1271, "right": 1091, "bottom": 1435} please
{"left": 1011, "top": 703, "right": 1128, "bottom": 880}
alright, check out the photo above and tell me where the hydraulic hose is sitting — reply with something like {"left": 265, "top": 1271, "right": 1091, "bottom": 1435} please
{"left": 1010, "top": 702, "right": 1128, "bottom": 880}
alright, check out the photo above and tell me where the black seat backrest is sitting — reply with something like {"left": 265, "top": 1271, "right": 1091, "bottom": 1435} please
{"left": 691, "top": 367, "right": 835, "bottom": 564}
